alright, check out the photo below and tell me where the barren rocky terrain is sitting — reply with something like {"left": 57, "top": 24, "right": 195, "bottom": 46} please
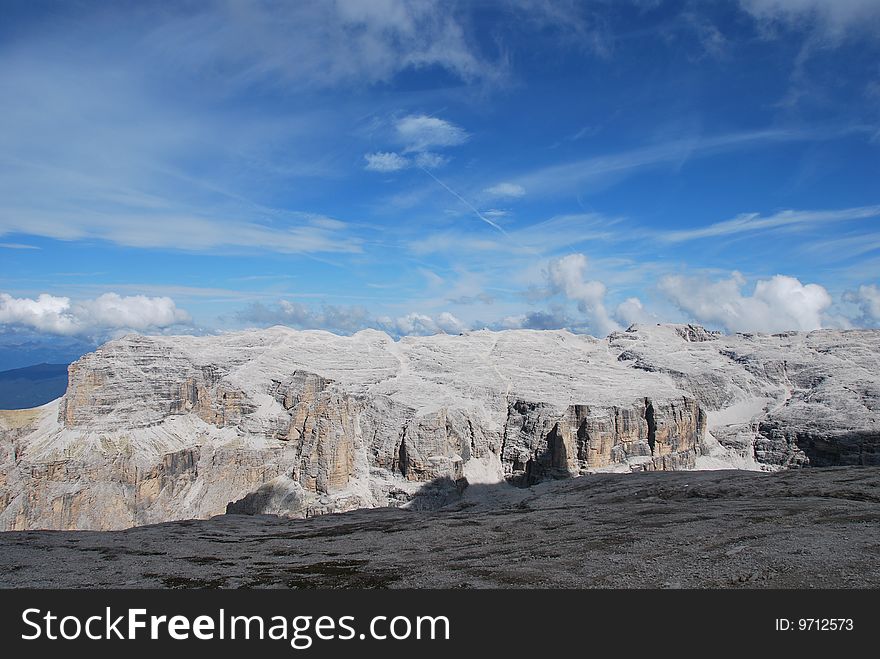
{"left": 2, "top": 466, "right": 878, "bottom": 588}
{"left": 1, "top": 324, "right": 878, "bottom": 532}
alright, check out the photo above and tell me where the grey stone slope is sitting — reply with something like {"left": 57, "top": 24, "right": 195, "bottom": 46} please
{"left": 2, "top": 466, "right": 878, "bottom": 588}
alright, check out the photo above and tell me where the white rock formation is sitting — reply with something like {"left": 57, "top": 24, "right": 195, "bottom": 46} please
{"left": 0, "top": 324, "right": 877, "bottom": 530}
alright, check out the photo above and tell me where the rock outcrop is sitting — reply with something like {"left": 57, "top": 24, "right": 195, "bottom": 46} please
{"left": 610, "top": 325, "right": 880, "bottom": 468}
{"left": 0, "top": 324, "right": 877, "bottom": 530}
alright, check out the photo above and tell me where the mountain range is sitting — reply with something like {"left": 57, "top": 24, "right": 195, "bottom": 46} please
{"left": 0, "top": 324, "right": 877, "bottom": 531}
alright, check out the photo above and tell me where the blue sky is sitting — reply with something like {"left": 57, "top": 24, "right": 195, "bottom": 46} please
{"left": 1, "top": 0, "right": 879, "bottom": 369}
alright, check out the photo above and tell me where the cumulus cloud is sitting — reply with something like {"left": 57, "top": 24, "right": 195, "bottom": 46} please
{"left": 846, "top": 283, "right": 880, "bottom": 324}
{"left": 498, "top": 308, "right": 573, "bottom": 331}
{"left": 379, "top": 311, "right": 466, "bottom": 336}
{"left": 77, "top": 294, "right": 191, "bottom": 332}
{"left": 396, "top": 114, "right": 469, "bottom": 152}
{"left": 0, "top": 292, "right": 191, "bottom": 336}
{"left": 364, "top": 151, "right": 410, "bottom": 172}
{"left": 0, "top": 294, "right": 79, "bottom": 335}
{"left": 364, "top": 114, "right": 465, "bottom": 175}
{"left": 240, "top": 300, "right": 373, "bottom": 335}
{"left": 546, "top": 254, "right": 622, "bottom": 336}
{"left": 615, "top": 297, "right": 656, "bottom": 327}
{"left": 658, "top": 272, "right": 832, "bottom": 333}
{"left": 238, "top": 300, "right": 467, "bottom": 337}
{"left": 483, "top": 182, "right": 526, "bottom": 198}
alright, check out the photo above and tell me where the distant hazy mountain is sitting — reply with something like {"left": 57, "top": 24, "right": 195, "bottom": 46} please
{"left": 0, "top": 363, "right": 68, "bottom": 409}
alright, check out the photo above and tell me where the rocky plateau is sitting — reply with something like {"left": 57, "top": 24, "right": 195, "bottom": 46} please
{"left": 0, "top": 323, "right": 877, "bottom": 531}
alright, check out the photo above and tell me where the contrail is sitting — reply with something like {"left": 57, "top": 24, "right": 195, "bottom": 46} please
{"left": 418, "top": 165, "right": 510, "bottom": 237}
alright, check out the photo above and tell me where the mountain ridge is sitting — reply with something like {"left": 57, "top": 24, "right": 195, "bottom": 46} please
{"left": 0, "top": 323, "right": 877, "bottom": 531}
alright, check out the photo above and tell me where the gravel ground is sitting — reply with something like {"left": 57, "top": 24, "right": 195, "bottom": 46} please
{"left": 2, "top": 466, "right": 879, "bottom": 588}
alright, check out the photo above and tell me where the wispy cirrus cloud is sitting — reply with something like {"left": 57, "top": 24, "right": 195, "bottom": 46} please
{"left": 2, "top": 1, "right": 879, "bottom": 346}
{"left": 408, "top": 212, "right": 620, "bottom": 256}
{"left": 659, "top": 205, "right": 880, "bottom": 243}
{"left": 503, "top": 127, "right": 846, "bottom": 197}
{"left": 483, "top": 182, "right": 526, "bottom": 198}
{"left": 739, "top": 0, "right": 880, "bottom": 39}
{"left": 0, "top": 206, "right": 363, "bottom": 255}
{"left": 364, "top": 151, "right": 410, "bottom": 172}
{"left": 799, "top": 231, "right": 880, "bottom": 262}
{"left": 0, "top": 32, "right": 366, "bottom": 256}
{"left": 144, "top": 1, "right": 502, "bottom": 91}
{"left": 0, "top": 242, "right": 39, "bottom": 250}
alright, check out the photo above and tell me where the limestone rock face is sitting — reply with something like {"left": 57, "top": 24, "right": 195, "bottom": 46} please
{"left": 500, "top": 396, "right": 705, "bottom": 485}
{"left": 1, "top": 324, "right": 877, "bottom": 530}
{"left": 610, "top": 325, "right": 880, "bottom": 468}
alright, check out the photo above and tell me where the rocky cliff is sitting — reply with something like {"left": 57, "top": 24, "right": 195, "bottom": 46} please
{"left": 0, "top": 324, "right": 877, "bottom": 530}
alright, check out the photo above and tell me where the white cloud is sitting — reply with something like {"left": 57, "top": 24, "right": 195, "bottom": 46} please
{"left": 0, "top": 12, "right": 373, "bottom": 257}
{"left": 506, "top": 0, "right": 613, "bottom": 57}
{"left": 739, "top": 0, "right": 880, "bottom": 37}
{"left": 77, "top": 293, "right": 191, "bottom": 332}
{"left": 396, "top": 114, "right": 469, "bottom": 152}
{"left": 365, "top": 115, "right": 465, "bottom": 182}
{"left": 242, "top": 300, "right": 373, "bottom": 335}
{"left": 415, "top": 152, "right": 449, "bottom": 168}
{"left": 378, "top": 311, "right": 466, "bottom": 335}
{"left": 507, "top": 128, "right": 817, "bottom": 197}
{"left": 436, "top": 311, "right": 467, "bottom": 334}
{"left": 0, "top": 292, "right": 191, "bottom": 336}
{"left": 851, "top": 284, "right": 880, "bottom": 321}
{"left": 407, "top": 213, "right": 617, "bottom": 256}
{"left": 658, "top": 272, "right": 832, "bottom": 333}
{"left": 148, "top": 1, "right": 500, "bottom": 90}
{"left": 364, "top": 151, "right": 410, "bottom": 172}
{"left": 0, "top": 242, "right": 39, "bottom": 250}
{"left": 660, "top": 205, "right": 880, "bottom": 242}
{"left": 483, "top": 182, "right": 526, "bottom": 198}
{"left": 408, "top": 232, "right": 505, "bottom": 255}
{"left": 0, "top": 294, "right": 79, "bottom": 335}
{"left": 306, "top": 215, "right": 349, "bottom": 231}
{"left": 497, "top": 314, "right": 528, "bottom": 329}
{"left": 364, "top": 150, "right": 450, "bottom": 172}
{"left": 494, "top": 308, "right": 573, "bottom": 331}
{"left": 418, "top": 268, "right": 446, "bottom": 287}
{"left": 512, "top": 213, "right": 617, "bottom": 252}
{"left": 240, "top": 300, "right": 467, "bottom": 337}
{"left": 0, "top": 210, "right": 363, "bottom": 255}
{"left": 615, "top": 297, "right": 656, "bottom": 327}
{"left": 547, "top": 254, "right": 622, "bottom": 337}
